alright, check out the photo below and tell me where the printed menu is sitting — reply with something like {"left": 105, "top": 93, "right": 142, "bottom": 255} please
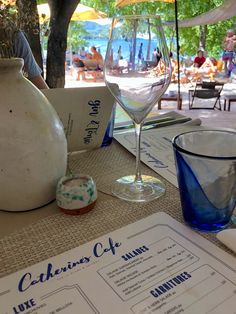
{"left": 42, "top": 86, "right": 114, "bottom": 152}
{"left": 114, "top": 125, "right": 204, "bottom": 187}
{"left": 0, "top": 212, "right": 235, "bottom": 314}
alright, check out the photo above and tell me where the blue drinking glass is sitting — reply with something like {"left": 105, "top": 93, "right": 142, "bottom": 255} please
{"left": 172, "top": 130, "right": 236, "bottom": 232}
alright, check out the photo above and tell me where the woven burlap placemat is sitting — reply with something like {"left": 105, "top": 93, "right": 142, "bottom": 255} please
{"left": 0, "top": 141, "right": 235, "bottom": 278}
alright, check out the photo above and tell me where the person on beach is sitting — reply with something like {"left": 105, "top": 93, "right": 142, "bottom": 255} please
{"left": 117, "top": 45, "right": 122, "bottom": 60}
{"left": 0, "top": 29, "right": 48, "bottom": 89}
{"left": 138, "top": 42, "right": 144, "bottom": 64}
{"left": 193, "top": 50, "right": 206, "bottom": 68}
{"left": 91, "top": 46, "right": 103, "bottom": 70}
{"left": 222, "top": 29, "right": 236, "bottom": 75}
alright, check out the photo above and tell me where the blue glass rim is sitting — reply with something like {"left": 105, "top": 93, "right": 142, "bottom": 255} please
{"left": 172, "top": 129, "right": 236, "bottom": 160}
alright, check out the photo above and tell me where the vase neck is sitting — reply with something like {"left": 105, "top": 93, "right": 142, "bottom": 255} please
{"left": 0, "top": 58, "right": 24, "bottom": 75}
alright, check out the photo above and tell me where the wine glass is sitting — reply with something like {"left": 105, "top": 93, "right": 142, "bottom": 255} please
{"left": 104, "top": 15, "right": 171, "bottom": 202}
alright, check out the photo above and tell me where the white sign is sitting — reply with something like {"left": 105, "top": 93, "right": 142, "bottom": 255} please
{"left": 0, "top": 212, "right": 235, "bottom": 313}
{"left": 42, "top": 86, "right": 115, "bottom": 152}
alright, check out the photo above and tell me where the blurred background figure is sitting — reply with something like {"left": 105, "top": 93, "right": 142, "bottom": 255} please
{"left": 222, "top": 29, "right": 236, "bottom": 76}
{"left": 0, "top": 7, "right": 48, "bottom": 90}
{"left": 117, "top": 45, "right": 122, "bottom": 60}
{"left": 86, "top": 52, "right": 93, "bottom": 59}
{"left": 0, "top": 29, "right": 48, "bottom": 89}
{"left": 14, "top": 31, "right": 48, "bottom": 89}
{"left": 156, "top": 47, "right": 162, "bottom": 65}
{"left": 152, "top": 47, "right": 157, "bottom": 62}
{"left": 78, "top": 46, "right": 87, "bottom": 59}
{"left": 91, "top": 46, "right": 103, "bottom": 69}
{"left": 138, "top": 42, "right": 144, "bottom": 64}
{"left": 193, "top": 50, "right": 206, "bottom": 68}
{"left": 151, "top": 47, "right": 162, "bottom": 65}
{"left": 108, "top": 48, "right": 114, "bottom": 63}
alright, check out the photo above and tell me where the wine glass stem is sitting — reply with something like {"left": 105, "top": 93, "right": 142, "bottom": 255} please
{"left": 134, "top": 122, "right": 143, "bottom": 184}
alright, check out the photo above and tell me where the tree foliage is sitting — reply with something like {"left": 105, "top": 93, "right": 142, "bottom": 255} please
{"left": 176, "top": 0, "right": 236, "bottom": 58}
{"left": 69, "top": 21, "right": 89, "bottom": 52}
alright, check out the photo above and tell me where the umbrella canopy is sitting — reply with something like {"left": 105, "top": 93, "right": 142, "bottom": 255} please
{"left": 116, "top": 0, "right": 174, "bottom": 7}
{"left": 72, "top": 5, "right": 107, "bottom": 20}
{"left": 37, "top": 3, "right": 107, "bottom": 22}
{"left": 1, "top": 0, "right": 16, "bottom": 4}
{"left": 165, "top": 0, "right": 236, "bottom": 28}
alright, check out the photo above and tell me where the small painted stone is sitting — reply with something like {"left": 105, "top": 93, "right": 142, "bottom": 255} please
{"left": 56, "top": 174, "right": 97, "bottom": 215}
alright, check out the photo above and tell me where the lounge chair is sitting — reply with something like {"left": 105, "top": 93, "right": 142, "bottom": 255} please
{"left": 189, "top": 81, "right": 224, "bottom": 110}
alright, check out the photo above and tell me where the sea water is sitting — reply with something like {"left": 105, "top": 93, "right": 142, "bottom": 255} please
{"left": 85, "top": 38, "right": 160, "bottom": 61}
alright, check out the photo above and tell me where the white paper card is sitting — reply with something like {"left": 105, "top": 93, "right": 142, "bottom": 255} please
{"left": 42, "top": 86, "right": 115, "bottom": 152}
{"left": 0, "top": 212, "right": 235, "bottom": 313}
{"left": 114, "top": 125, "right": 205, "bottom": 187}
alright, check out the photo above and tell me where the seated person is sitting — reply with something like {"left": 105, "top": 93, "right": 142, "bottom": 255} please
{"left": 83, "top": 53, "right": 99, "bottom": 69}
{"left": 78, "top": 46, "right": 86, "bottom": 59}
{"left": 72, "top": 55, "right": 84, "bottom": 67}
{"left": 0, "top": 14, "right": 48, "bottom": 89}
{"left": 184, "top": 57, "right": 217, "bottom": 81}
{"left": 117, "top": 57, "right": 129, "bottom": 73}
{"left": 74, "top": 53, "right": 103, "bottom": 82}
{"left": 13, "top": 31, "right": 48, "bottom": 89}
{"left": 86, "top": 52, "right": 93, "bottom": 60}
{"left": 151, "top": 59, "right": 166, "bottom": 76}
{"left": 72, "top": 57, "right": 85, "bottom": 81}
{"left": 184, "top": 57, "right": 194, "bottom": 68}
{"left": 200, "top": 57, "right": 217, "bottom": 76}
{"left": 90, "top": 46, "right": 104, "bottom": 70}
{"left": 193, "top": 50, "right": 206, "bottom": 68}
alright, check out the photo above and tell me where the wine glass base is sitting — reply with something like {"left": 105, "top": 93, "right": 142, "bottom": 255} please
{"left": 111, "top": 175, "right": 165, "bottom": 202}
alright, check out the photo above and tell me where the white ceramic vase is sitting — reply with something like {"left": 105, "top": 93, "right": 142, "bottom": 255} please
{"left": 0, "top": 58, "right": 67, "bottom": 211}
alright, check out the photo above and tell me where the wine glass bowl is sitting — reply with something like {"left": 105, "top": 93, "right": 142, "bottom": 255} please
{"left": 104, "top": 15, "right": 171, "bottom": 202}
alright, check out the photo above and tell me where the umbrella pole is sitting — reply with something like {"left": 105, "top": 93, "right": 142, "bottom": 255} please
{"left": 174, "top": 0, "right": 181, "bottom": 109}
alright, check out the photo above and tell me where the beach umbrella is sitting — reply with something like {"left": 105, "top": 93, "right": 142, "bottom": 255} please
{"left": 1, "top": 0, "right": 16, "bottom": 4}
{"left": 115, "top": 0, "right": 180, "bottom": 105}
{"left": 37, "top": 3, "right": 107, "bottom": 23}
{"left": 72, "top": 4, "right": 107, "bottom": 21}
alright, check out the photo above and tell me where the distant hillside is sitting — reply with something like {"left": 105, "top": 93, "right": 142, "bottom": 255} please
{"left": 83, "top": 21, "right": 109, "bottom": 39}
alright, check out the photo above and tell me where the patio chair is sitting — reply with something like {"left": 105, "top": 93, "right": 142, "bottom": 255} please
{"left": 189, "top": 81, "right": 224, "bottom": 110}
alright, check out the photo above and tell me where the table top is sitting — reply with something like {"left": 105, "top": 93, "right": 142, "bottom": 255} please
{"left": 160, "top": 95, "right": 181, "bottom": 100}
{"left": 0, "top": 110, "right": 235, "bottom": 278}
{"left": 179, "top": 110, "right": 236, "bottom": 129}
{"left": 223, "top": 95, "right": 236, "bottom": 100}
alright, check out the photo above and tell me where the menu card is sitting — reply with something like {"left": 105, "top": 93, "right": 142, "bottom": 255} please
{"left": 0, "top": 212, "right": 235, "bottom": 313}
{"left": 42, "top": 86, "right": 115, "bottom": 152}
{"left": 114, "top": 124, "right": 204, "bottom": 187}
